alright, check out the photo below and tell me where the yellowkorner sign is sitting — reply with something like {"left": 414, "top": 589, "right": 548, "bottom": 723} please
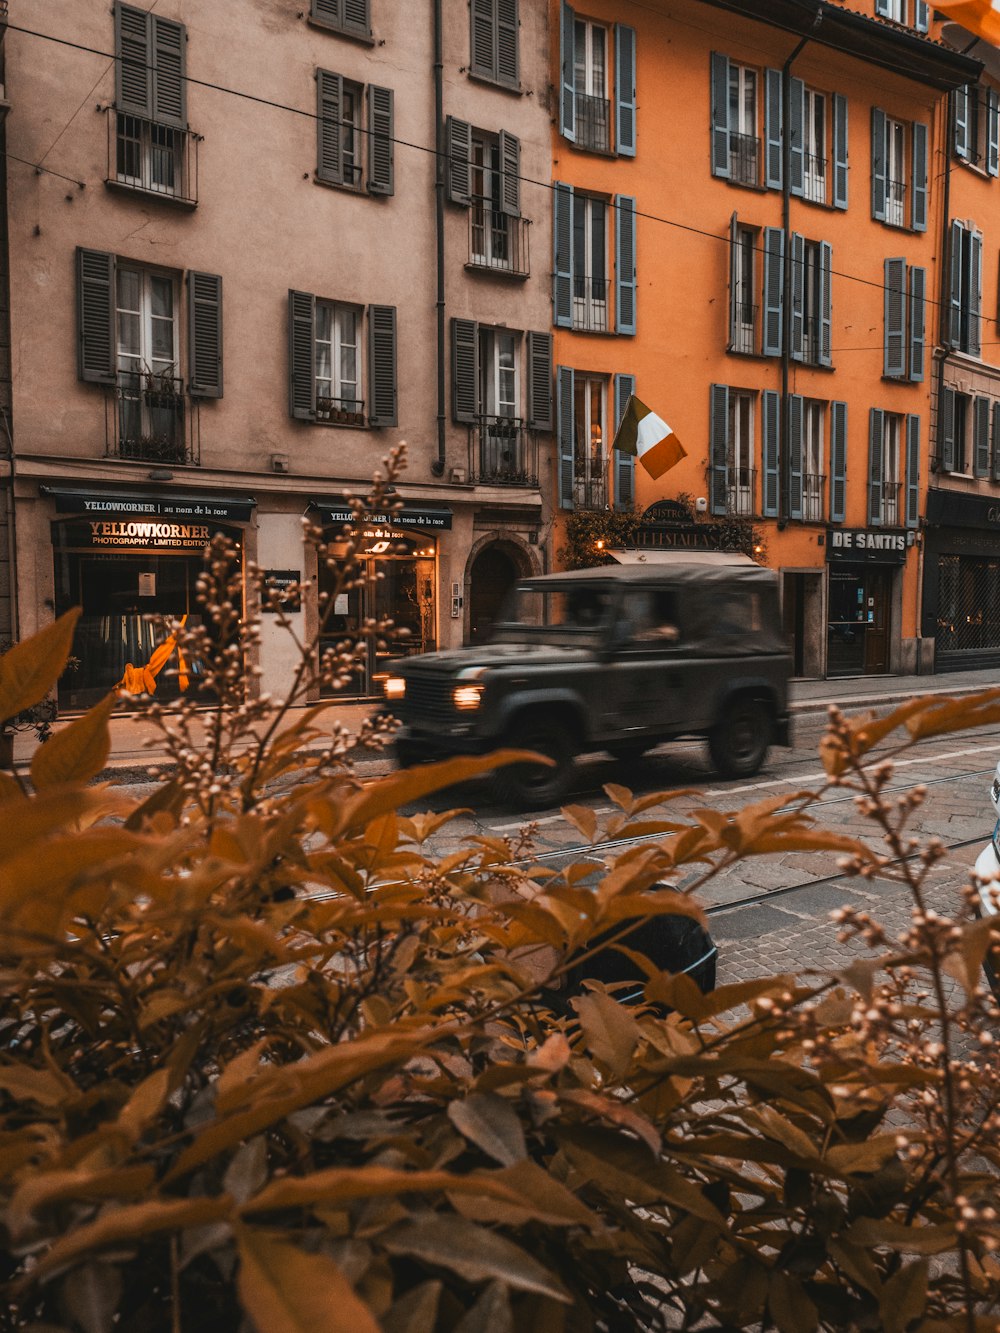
{"left": 88, "top": 520, "right": 212, "bottom": 549}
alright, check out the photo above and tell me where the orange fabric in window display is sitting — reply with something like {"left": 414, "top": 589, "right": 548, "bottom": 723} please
{"left": 120, "top": 615, "right": 189, "bottom": 695}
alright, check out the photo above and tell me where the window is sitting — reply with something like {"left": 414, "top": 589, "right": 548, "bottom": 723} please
{"left": 573, "top": 195, "right": 609, "bottom": 331}
{"left": 560, "top": 9, "right": 636, "bottom": 157}
{"left": 470, "top": 0, "right": 519, "bottom": 90}
{"left": 573, "top": 18, "right": 610, "bottom": 151}
{"left": 479, "top": 328, "right": 519, "bottom": 420}
{"left": 872, "top": 108, "right": 928, "bottom": 231}
{"left": 953, "top": 84, "right": 1000, "bottom": 175}
{"left": 790, "top": 234, "right": 832, "bottom": 367}
{"left": 948, "top": 221, "right": 983, "bottom": 356}
{"left": 727, "top": 391, "right": 755, "bottom": 515}
{"left": 309, "top": 0, "right": 371, "bottom": 40}
{"left": 937, "top": 387, "right": 996, "bottom": 478}
{"left": 573, "top": 375, "right": 608, "bottom": 509}
{"left": 885, "top": 116, "right": 906, "bottom": 226}
{"left": 448, "top": 120, "right": 527, "bottom": 276}
{"left": 729, "top": 222, "right": 758, "bottom": 355}
{"left": 728, "top": 63, "right": 759, "bottom": 185}
{"left": 883, "top": 259, "right": 926, "bottom": 382}
{"left": 554, "top": 184, "right": 635, "bottom": 334}
{"left": 115, "top": 266, "right": 183, "bottom": 461}
{"left": 453, "top": 321, "right": 551, "bottom": 484}
{"left": 868, "top": 409, "right": 905, "bottom": 525}
{"left": 802, "top": 401, "right": 825, "bottom": 522}
{"left": 316, "top": 71, "right": 394, "bottom": 195}
{"left": 288, "top": 292, "right": 397, "bottom": 427}
{"left": 874, "top": 0, "right": 930, "bottom": 30}
{"left": 802, "top": 89, "right": 827, "bottom": 204}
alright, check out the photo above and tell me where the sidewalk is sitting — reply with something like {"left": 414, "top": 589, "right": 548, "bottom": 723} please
{"left": 11, "top": 667, "right": 999, "bottom": 779}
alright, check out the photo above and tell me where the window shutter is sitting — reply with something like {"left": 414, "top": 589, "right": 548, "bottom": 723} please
{"left": 990, "top": 90, "right": 1000, "bottom": 176}
{"left": 288, "top": 290, "right": 316, "bottom": 421}
{"left": 316, "top": 70, "right": 343, "bottom": 185}
{"left": 526, "top": 331, "right": 553, "bottom": 431}
{"left": 76, "top": 248, "right": 117, "bottom": 386}
{"left": 553, "top": 182, "right": 574, "bottom": 328}
{"left": 557, "top": 366, "right": 575, "bottom": 510}
{"left": 765, "top": 68, "right": 783, "bottom": 190}
{"left": 342, "top": 0, "right": 371, "bottom": 38}
{"left": 948, "top": 221, "right": 963, "bottom": 348}
{"left": 819, "top": 241, "right": 833, "bottom": 368}
{"left": 709, "top": 383, "right": 729, "bottom": 516}
{"left": 115, "top": 4, "right": 151, "bottom": 118}
{"left": 496, "top": 0, "right": 519, "bottom": 87}
{"left": 953, "top": 86, "right": 970, "bottom": 160}
{"left": 940, "top": 385, "right": 956, "bottom": 473}
{"left": 615, "top": 24, "right": 636, "bottom": 158}
{"left": 366, "top": 85, "right": 394, "bottom": 196}
{"left": 868, "top": 409, "right": 884, "bottom": 526}
{"left": 992, "top": 402, "right": 1000, "bottom": 483}
{"left": 830, "top": 401, "right": 847, "bottom": 523}
{"left": 915, "top": 1, "right": 929, "bottom": 32}
{"left": 498, "top": 130, "right": 520, "bottom": 217}
{"left": 974, "top": 394, "right": 991, "bottom": 477}
{"left": 613, "top": 373, "right": 636, "bottom": 511}
{"left": 833, "top": 94, "right": 849, "bottom": 210}
{"left": 368, "top": 305, "right": 397, "bottom": 427}
{"left": 789, "top": 76, "right": 805, "bottom": 198}
{"left": 905, "top": 414, "right": 920, "bottom": 529}
{"left": 788, "top": 393, "right": 803, "bottom": 520}
{"left": 970, "top": 229, "right": 983, "bottom": 357}
{"left": 451, "top": 318, "right": 479, "bottom": 425}
{"left": 871, "top": 108, "right": 887, "bottom": 222}
{"left": 762, "top": 227, "right": 784, "bottom": 357}
{"left": 911, "top": 121, "right": 928, "bottom": 232}
{"left": 615, "top": 195, "right": 637, "bottom": 336}
{"left": 727, "top": 210, "right": 738, "bottom": 351}
{"left": 445, "top": 116, "right": 472, "bottom": 206}
{"left": 710, "top": 53, "right": 730, "bottom": 179}
{"left": 790, "top": 231, "right": 805, "bottom": 362}
{"left": 883, "top": 256, "right": 906, "bottom": 378}
{"left": 559, "top": 2, "right": 576, "bottom": 143}
{"left": 470, "top": 0, "right": 497, "bottom": 79}
{"left": 762, "top": 389, "right": 780, "bottom": 518}
{"left": 187, "top": 271, "right": 223, "bottom": 400}
{"left": 909, "top": 265, "right": 925, "bottom": 383}
{"left": 151, "top": 15, "right": 186, "bottom": 128}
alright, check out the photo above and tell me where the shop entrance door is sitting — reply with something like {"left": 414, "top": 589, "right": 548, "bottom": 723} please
{"left": 864, "top": 568, "right": 890, "bottom": 673}
{"left": 827, "top": 564, "right": 892, "bottom": 676}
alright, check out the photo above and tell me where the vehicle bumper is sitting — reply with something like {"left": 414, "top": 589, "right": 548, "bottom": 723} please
{"left": 393, "top": 721, "right": 493, "bottom": 759}
{"left": 974, "top": 837, "right": 1000, "bottom": 920}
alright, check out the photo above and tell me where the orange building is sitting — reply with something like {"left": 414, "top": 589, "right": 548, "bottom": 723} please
{"left": 550, "top": 0, "right": 978, "bottom": 678}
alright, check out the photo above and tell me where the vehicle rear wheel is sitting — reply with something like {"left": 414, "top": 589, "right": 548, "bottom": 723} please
{"left": 493, "top": 715, "right": 576, "bottom": 811}
{"left": 709, "top": 698, "right": 771, "bottom": 779}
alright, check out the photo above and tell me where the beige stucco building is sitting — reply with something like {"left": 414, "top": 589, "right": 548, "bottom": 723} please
{"left": 3, "top": 0, "right": 553, "bottom": 708}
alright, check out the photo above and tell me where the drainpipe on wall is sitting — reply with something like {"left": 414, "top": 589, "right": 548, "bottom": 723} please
{"left": 431, "top": 0, "right": 447, "bottom": 477}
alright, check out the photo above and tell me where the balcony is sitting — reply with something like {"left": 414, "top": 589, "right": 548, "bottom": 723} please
{"left": 317, "top": 395, "right": 366, "bottom": 427}
{"left": 803, "top": 154, "right": 827, "bottom": 204}
{"left": 468, "top": 417, "right": 538, "bottom": 487}
{"left": 107, "top": 108, "right": 199, "bottom": 208}
{"left": 106, "top": 371, "right": 193, "bottom": 464}
{"left": 885, "top": 177, "right": 907, "bottom": 227}
{"left": 467, "top": 206, "right": 530, "bottom": 279}
{"left": 574, "top": 467, "right": 608, "bottom": 511}
{"left": 728, "top": 132, "right": 760, "bottom": 186}
{"left": 799, "top": 315, "right": 821, "bottom": 366}
{"left": 801, "top": 472, "right": 826, "bottom": 523}
{"left": 572, "top": 277, "right": 611, "bottom": 332}
{"left": 574, "top": 92, "right": 611, "bottom": 153}
{"left": 727, "top": 467, "right": 756, "bottom": 516}
{"left": 730, "top": 301, "right": 759, "bottom": 355}
{"left": 876, "top": 480, "right": 902, "bottom": 527}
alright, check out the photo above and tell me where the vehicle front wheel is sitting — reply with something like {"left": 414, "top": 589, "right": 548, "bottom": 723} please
{"left": 492, "top": 715, "right": 576, "bottom": 811}
{"left": 709, "top": 698, "right": 771, "bottom": 779}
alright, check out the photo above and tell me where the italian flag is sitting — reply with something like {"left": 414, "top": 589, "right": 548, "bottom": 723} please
{"left": 933, "top": 0, "right": 1000, "bottom": 43}
{"left": 613, "top": 394, "right": 686, "bottom": 480}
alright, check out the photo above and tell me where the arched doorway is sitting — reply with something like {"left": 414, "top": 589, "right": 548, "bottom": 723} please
{"left": 468, "top": 543, "right": 521, "bottom": 644}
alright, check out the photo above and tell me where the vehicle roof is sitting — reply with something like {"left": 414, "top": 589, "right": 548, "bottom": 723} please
{"left": 516, "top": 560, "right": 776, "bottom": 587}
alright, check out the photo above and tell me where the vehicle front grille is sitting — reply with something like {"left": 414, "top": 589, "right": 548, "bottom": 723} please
{"left": 398, "top": 674, "right": 455, "bottom": 728}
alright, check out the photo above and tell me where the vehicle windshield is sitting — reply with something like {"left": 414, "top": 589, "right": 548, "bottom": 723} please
{"left": 493, "top": 583, "right": 617, "bottom": 640}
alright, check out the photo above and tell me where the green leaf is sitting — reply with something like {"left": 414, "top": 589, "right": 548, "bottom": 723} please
{"left": 30, "top": 692, "right": 116, "bottom": 791}
{"left": 448, "top": 1094, "right": 527, "bottom": 1166}
{"left": 573, "top": 990, "right": 640, "bottom": 1079}
{"left": 768, "top": 1270, "right": 818, "bottom": 1333}
{"left": 236, "top": 1228, "right": 380, "bottom": 1333}
{"left": 878, "top": 1259, "right": 929, "bottom": 1333}
{"left": 0, "top": 608, "right": 80, "bottom": 723}
{"left": 381, "top": 1217, "right": 569, "bottom": 1302}
{"left": 453, "top": 1282, "right": 514, "bottom": 1333}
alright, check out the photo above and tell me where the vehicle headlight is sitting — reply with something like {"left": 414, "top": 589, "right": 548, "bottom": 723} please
{"left": 453, "top": 683, "right": 484, "bottom": 711}
{"left": 383, "top": 676, "right": 406, "bottom": 701}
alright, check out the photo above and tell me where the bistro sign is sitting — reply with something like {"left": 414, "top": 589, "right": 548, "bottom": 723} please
{"left": 827, "top": 527, "right": 909, "bottom": 564}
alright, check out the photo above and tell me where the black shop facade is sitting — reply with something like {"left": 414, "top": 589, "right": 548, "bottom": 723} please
{"left": 922, "top": 490, "right": 1000, "bottom": 671}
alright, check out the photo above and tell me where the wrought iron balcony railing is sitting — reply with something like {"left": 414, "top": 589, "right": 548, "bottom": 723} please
{"left": 467, "top": 206, "right": 530, "bottom": 278}
{"left": 885, "top": 177, "right": 907, "bottom": 227}
{"left": 803, "top": 153, "right": 827, "bottom": 204}
{"left": 574, "top": 468, "right": 609, "bottom": 511}
{"left": 729, "top": 301, "right": 759, "bottom": 355}
{"left": 468, "top": 416, "right": 538, "bottom": 487}
{"left": 798, "top": 315, "right": 822, "bottom": 365}
{"left": 574, "top": 92, "right": 611, "bottom": 153}
{"left": 572, "top": 277, "right": 611, "bottom": 332}
{"left": 106, "top": 371, "right": 192, "bottom": 464}
{"left": 727, "top": 467, "right": 756, "bottom": 516}
{"left": 317, "top": 395, "right": 366, "bottom": 426}
{"left": 107, "top": 108, "right": 198, "bottom": 207}
{"left": 876, "top": 479, "right": 902, "bottom": 527}
{"left": 801, "top": 472, "right": 826, "bottom": 522}
{"left": 728, "top": 132, "right": 760, "bottom": 186}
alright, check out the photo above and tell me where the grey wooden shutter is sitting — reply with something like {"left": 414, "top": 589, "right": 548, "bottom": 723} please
{"left": 77, "top": 248, "right": 117, "bottom": 386}
{"left": 526, "top": 331, "right": 552, "bottom": 431}
{"left": 871, "top": 108, "right": 887, "bottom": 222}
{"left": 615, "top": 24, "right": 636, "bottom": 158}
{"left": 762, "top": 389, "right": 779, "bottom": 518}
{"left": 560, "top": 2, "right": 576, "bottom": 142}
{"left": 911, "top": 121, "right": 928, "bottom": 232}
{"left": 948, "top": 221, "right": 963, "bottom": 348}
{"left": 762, "top": 227, "right": 784, "bottom": 357}
{"left": 908, "top": 265, "right": 925, "bottom": 383}
{"left": 151, "top": 15, "right": 186, "bottom": 128}
{"left": 343, "top": 0, "right": 372, "bottom": 38}
{"left": 446, "top": 117, "right": 472, "bottom": 206}
{"left": 953, "top": 86, "right": 970, "bottom": 160}
{"left": 557, "top": 366, "right": 575, "bottom": 510}
{"left": 790, "top": 232, "right": 805, "bottom": 362}
{"left": 992, "top": 402, "right": 1000, "bottom": 483}
{"left": 905, "top": 415, "right": 920, "bottom": 529}
{"left": 615, "top": 195, "right": 637, "bottom": 336}
{"left": 765, "top": 69, "right": 783, "bottom": 190}
{"left": 830, "top": 401, "right": 847, "bottom": 523}
{"left": 833, "top": 94, "right": 849, "bottom": 210}
{"left": 368, "top": 305, "right": 397, "bottom": 427}
{"left": 868, "top": 408, "right": 884, "bottom": 525}
{"left": 288, "top": 290, "right": 316, "bottom": 421}
{"left": 789, "top": 77, "right": 805, "bottom": 198}
{"left": 974, "top": 395, "right": 991, "bottom": 477}
{"left": 187, "top": 271, "right": 223, "bottom": 400}
{"left": 553, "top": 182, "right": 574, "bottom": 328}
{"left": 970, "top": 229, "right": 983, "bottom": 357}
{"left": 727, "top": 211, "right": 738, "bottom": 350}
{"left": 317, "top": 71, "right": 343, "bottom": 185}
{"left": 496, "top": 0, "right": 519, "bottom": 87}
{"left": 883, "top": 257, "right": 907, "bottom": 378}
{"left": 990, "top": 90, "right": 1000, "bottom": 176}
{"left": 710, "top": 53, "right": 730, "bottom": 179}
{"left": 470, "top": 0, "right": 496, "bottom": 79}
{"left": 613, "top": 374, "right": 636, "bottom": 511}
{"left": 915, "top": 1, "right": 929, "bottom": 32}
{"left": 940, "top": 385, "right": 956, "bottom": 472}
{"left": 498, "top": 130, "right": 520, "bottom": 217}
{"left": 788, "top": 393, "right": 803, "bottom": 520}
{"left": 366, "top": 85, "right": 394, "bottom": 196}
{"left": 115, "top": 5, "right": 151, "bottom": 118}
{"left": 709, "top": 384, "right": 729, "bottom": 516}
{"left": 451, "top": 318, "right": 479, "bottom": 424}
{"left": 819, "top": 241, "right": 833, "bottom": 368}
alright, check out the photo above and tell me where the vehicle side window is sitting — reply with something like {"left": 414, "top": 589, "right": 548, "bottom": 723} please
{"left": 714, "top": 590, "right": 762, "bottom": 635}
{"left": 618, "top": 589, "right": 681, "bottom": 645}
